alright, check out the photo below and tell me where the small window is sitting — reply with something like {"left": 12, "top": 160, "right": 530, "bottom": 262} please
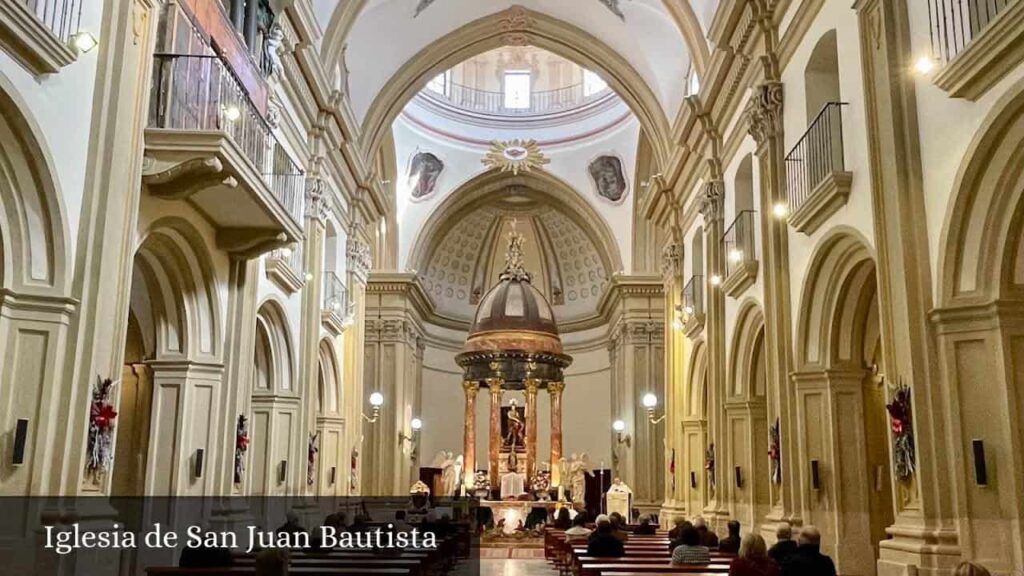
{"left": 583, "top": 70, "right": 607, "bottom": 96}
{"left": 504, "top": 70, "right": 531, "bottom": 109}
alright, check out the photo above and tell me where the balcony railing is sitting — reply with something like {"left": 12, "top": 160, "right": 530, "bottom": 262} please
{"left": 724, "top": 210, "right": 757, "bottom": 278}
{"left": 785, "top": 102, "right": 847, "bottom": 215}
{"left": 422, "top": 82, "right": 611, "bottom": 116}
{"left": 682, "top": 275, "right": 704, "bottom": 318}
{"left": 19, "top": 0, "right": 82, "bottom": 42}
{"left": 271, "top": 243, "right": 303, "bottom": 274}
{"left": 928, "top": 0, "right": 1015, "bottom": 62}
{"left": 322, "top": 271, "right": 349, "bottom": 317}
{"left": 148, "top": 52, "right": 304, "bottom": 224}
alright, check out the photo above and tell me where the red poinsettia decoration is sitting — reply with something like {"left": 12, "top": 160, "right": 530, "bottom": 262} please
{"left": 92, "top": 403, "right": 118, "bottom": 430}
{"left": 886, "top": 386, "right": 911, "bottom": 435}
{"left": 236, "top": 432, "right": 250, "bottom": 452}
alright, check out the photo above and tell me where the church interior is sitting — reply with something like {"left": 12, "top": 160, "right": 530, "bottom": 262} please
{"left": 0, "top": 0, "right": 1023, "bottom": 575}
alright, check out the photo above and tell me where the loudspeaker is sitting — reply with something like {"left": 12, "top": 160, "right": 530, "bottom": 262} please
{"left": 972, "top": 439, "right": 987, "bottom": 486}
{"left": 279, "top": 460, "right": 288, "bottom": 484}
{"left": 194, "top": 449, "right": 205, "bottom": 479}
{"left": 810, "top": 460, "right": 820, "bottom": 490}
{"left": 690, "top": 471, "right": 697, "bottom": 489}
{"left": 330, "top": 466, "right": 337, "bottom": 485}
{"left": 12, "top": 419, "right": 29, "bottom": 465}
{"left": 734, "top": 466, "right": 742, "bottom": 488}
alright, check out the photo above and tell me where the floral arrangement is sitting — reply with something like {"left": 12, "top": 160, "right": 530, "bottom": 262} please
{"left": 307, "top": 432, "right": 319, "bottom": 486}
{"left": 86, "top": 377, "right": 118, "bottom": 477}
{"left": 769, "top": 418, "right": 782, "bottom": 484}
{"left": 669, "top": 448, "right": 676, "bottom": 494}
{"left": 886, "top": 379, "right": 916, "bottom": 481}
{"left": 531, "top": 470, "right": 551, "bottom": 492}
{"left": 234, "top": 415, "right": 249, "bottom": 484}
{"left": 473, "top": 470, "right": 490, "bottom": 491}
{"left": 350, "top": 447, "right": 359, "bottom": 492}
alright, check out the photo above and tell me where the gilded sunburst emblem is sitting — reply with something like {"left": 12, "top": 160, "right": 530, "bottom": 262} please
{"left": 482, "top": 139, "right": 550, "bottom": 175}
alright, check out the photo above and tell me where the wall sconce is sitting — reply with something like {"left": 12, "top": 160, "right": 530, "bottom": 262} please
{"left": 642, "top": 393, "right": 665, "bottom": 424}
{"left": 278, "top": 460, "right": 288, "bottom": 484}
{"left": 194, "top": 449, "right": 205, "bottom": 479}
{"left": 329, "top": 466, "right": 337, "bottom": 486}
{"left": 70, "top": 31, "right": 98, "bottom": 54}
{"left": 362, "top": 392, "right": 384, "bottom": 423}
{"left": 399, "top": 417, "right": 422, "bottom": 445}
{"left": 690, "top": 471, "right": 697, "bottom": 489}
{"left": 612, "top": 420, "right": 631, "bottom": 448}
{"left": 772, "top": 202, "right": 789, "bottom": 219}
{"left": 734, "top": 466, "right": 742, "bottom": 489}
{"left": 12, "top": 418, "right": 29, "bottom": 466}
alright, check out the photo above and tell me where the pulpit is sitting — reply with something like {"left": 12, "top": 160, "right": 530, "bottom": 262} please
{"left": 606, "top": 478, "right": 633, "bottom": 519}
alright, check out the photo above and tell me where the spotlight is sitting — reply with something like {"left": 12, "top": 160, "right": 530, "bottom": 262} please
{"left": 222, "top": 105, "right": 242, "bottom": 122}
{"left": 411, "top": 417, "right": 423, "bottom": 431}
{"left": 773, "top": 202, "right": 789, "bottom": 218}
{"left": 70, "top": 31, "right": 98, "bottom": 53}
{"left": 710, "top": 275, "right": 722, "bottom": 286}
{"left": 914, "top": 56, "right": 937, "bottom": 75}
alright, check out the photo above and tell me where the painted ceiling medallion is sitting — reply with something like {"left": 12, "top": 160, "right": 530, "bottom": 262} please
{"left": 482, "top": 139, "right": 550, "bottom": 175}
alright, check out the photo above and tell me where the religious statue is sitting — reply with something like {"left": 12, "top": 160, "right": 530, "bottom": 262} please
{"left": 440, "top": 451, "right": 458, "bottom": 496}
{"left": 564, "top": 453, "right": 594, "bottom": 506}
{"left": 504, "top": 399, "right": 526, "bottom": 450}
{"left": 606, "top": 477, "right": 633, "bottom": 519}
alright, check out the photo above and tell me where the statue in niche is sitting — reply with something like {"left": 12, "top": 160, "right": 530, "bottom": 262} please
{"left": 588, "top": 155, "right": 627, "bottom": 202}
{"left": 502, "top": 399, "right": 526, "bottom": 450}
{"left": 408, "top": 151, "right": 444, "bottom": 199}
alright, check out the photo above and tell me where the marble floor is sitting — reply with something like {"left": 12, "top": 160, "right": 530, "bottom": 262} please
{"left": 479, "top": 559, "right": 552, "bottom": 576}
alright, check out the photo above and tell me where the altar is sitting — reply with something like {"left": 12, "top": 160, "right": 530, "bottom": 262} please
{"left": 481, "top": 500, "right": 564, "bottom": 535}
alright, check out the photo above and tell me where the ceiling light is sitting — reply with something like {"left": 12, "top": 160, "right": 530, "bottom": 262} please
{"left": 222, "top": 105, "right": 242, "bottom": 122}
{"left": 70, "top": 31, "right": 98, "bottom": 53}
{"left": 773, "top": 202, "right": 789, "bottom": 218}
{"left": 914, "top": 56, "right": 936, "bottom": 75}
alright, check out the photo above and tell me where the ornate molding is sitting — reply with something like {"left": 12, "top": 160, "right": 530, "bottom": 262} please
{"left": 497, "top": 6, "right": 533, "bottom": 46}
{"left": 305, "top": 176, "right": 329, "bottom": 222}
{"left": 699, "top": 180, "right": 725, "bottom": 222}
{"left": 661, "top": 241, "right": 683, "bottom": 278}
{"left": 745, "top": 82, "right": 784, "bottom": 147}
{"left": 346, "top": 238, "right": 372, "bottom": 282}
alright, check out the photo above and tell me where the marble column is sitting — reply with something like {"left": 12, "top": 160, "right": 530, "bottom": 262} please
{"left": 487, "top": 378, "right": 503, "bottom": 489}
{"left": 548, "top": 381, "right": 565, "bottom": 487}
{"left": 462, "top": 381, "right": 479, "bottom": 489}
{"left": 524, "top": 378, "right": 539, "bottom": 482}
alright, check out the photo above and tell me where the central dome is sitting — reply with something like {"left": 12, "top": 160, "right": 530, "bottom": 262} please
{"left": 458, "top": 226, "right": 571, "bottom": 369}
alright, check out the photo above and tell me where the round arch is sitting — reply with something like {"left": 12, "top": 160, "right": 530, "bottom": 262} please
{"left": 317, "top": 338, "right": 341, "bottom": 414}
{"left": 940, "top": 76, "right": 1024, "bottom": 306}
{"left": 255, "top": 299, "right": 296, "bottom": 393}
{"left": 686, "top": 339, "right": 709, "bottom": 419}
{"left": 131, "top": 217, "right": 222, "bottom": 360}
{"left": 356, "top": 7, "right": 674, "bottom": 167}
{"left": 728, "top": 299, "right": 765, "bottom": 399}
{"left": 795, "top": 228, "right": 878, "bottom": 370}
{"left": 407, "top": 168, "right": 624, "bottom": 276}
{"left": 0, "top": 71, "right": 69, "bottom": 294}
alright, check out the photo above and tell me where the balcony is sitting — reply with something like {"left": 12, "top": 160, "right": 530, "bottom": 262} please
{"left": 420, "top": 81, "right": 613, "bottom": 117}
{"left": 722, "top": 210, "right": 758, "bottom": 297}
{"left": 321, "top": 271, "right": 351, "bottom": 335}
{"left": 143, "top": 52, "right": 304, "bottom": 258}
{"left": 682, "top": 275, "right": 705, "bottom": 339}
{"left": 0, "top": 0, "right": 81, "bottom": 74}
{"left": 785, "top": 103, "right": 851, "bottom": 235}
{"left": 929, "top": 0, "right": 1024, "bottom": 100}
{"left": 265, "top": 242, "right": 305, "bottom": 294}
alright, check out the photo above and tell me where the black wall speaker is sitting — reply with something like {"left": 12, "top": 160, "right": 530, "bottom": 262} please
{"left": 279, "top": 460, "right": 288, "bottom": 483}
{"left": 690, "top": 471, "right": 697, "bottom": 489}
{"left": 734, "top": 466, "right": 742, "bottom": 488}
{"left": 330, "top": 466, "right": 337, "bottom": 485}
{"left": 810, "top": 459, "right": 820, "bottom": 490}
{"left": 194, "top": 449, "right": 205, "bottom": 479}
{"left": 972, "top": 439, "right": 987, "bottom": 486}
{"left": 12, "top": 419, "right": 29, "bottom": 465}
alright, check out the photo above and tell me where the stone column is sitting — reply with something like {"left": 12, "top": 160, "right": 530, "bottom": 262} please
{"left": 462, "top": 381, "right": 479, "bottom": 489}
{"left": 487, "top": 378, "right": 503, "bottom": 489}
{"left": 548, "top": 381, "right": 565, "bottom": 487}
{"left": 701, "top": 181, "right": 728, "bottom": 527}
{"left": 524, "top": 378, "right": 539, "bottom": 482}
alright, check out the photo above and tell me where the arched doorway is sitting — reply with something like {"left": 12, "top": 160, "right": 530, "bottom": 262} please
{"left": 315, "top": 339, "right": 344, "bottom": 496}
{"left": 683, "top": 341, "right": 710, "bottom": 516}
{"left": 249, "top": 301, "right": 298, "bottom": 498}
{"left": 794, "top": 230, "right": 894, "bottom": 576}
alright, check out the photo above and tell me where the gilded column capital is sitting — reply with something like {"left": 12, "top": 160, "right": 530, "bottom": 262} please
{"left": 547, "top": 381, "right": 565, "bottom": 395}
{"left": 699, "top": 180, "right": 726, "bottom": 223}
{"left": 462, "top": 380, "right": 480, "bottom": 395}
{"left": 486, "top": 378, "right": 504, "bottom": 393}
{"left": 744, "top": 82, "right": 784, "bottom": 147}
{"left": 524, "top": 378, "right": 540, "bottom": 395}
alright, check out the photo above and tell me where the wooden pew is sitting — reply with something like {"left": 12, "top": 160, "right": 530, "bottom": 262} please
{"left": 146, "top": 568, "right": 410, "bottom": 575}
{"left": 578, "top": 563, "right": 730, "bottom": 576}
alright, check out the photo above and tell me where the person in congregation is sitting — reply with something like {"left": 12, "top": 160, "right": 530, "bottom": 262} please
{"left": 694, "top": 516, "right": 720, "bottom": 548}
{"left": 564, "top": 512, "right": 592, "bottom": 541}
{"left": 552, "top": 507, "right": 572, "bottom": 529}
{"left": 586, "top": 515, "right": 625, "bottom": 557}
{"left": 671, "top": 526, "right": 711, "bottom": 565}
{"left": 633, "top": 514, "right": 657, "bottom": 535}
{"left": 255, "top": 548, "right": 289, "bottom": 576}
{"left": 275, "top": 511, "right": 307, "bottom": 539}
{"left": 780, "top": 526, "right": 836, "bottom": 576}
{"left": 668, "top": 520, "right": 694, "bottom": 552}
{"left": 608, "top": 512, "right": 630, "bottom": 542}
{"left": 954, "top": 561, "right": 991, "bottom": 576}
{"left": 720, "top": 520, "right": 742, "bottom": 553}
{"left": 729, "top": 534, "right": 779, "bottom": 576}
{"left": 668, "top": 517, "right": 689, "bottom": 539}
{"left": 768, "top": 523, "right": 798, "bottom": 564}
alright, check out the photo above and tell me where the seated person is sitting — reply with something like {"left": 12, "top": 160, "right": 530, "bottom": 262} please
{"left": 322, "top": 508, "right": 349, "bottom": 533}
{"left": 671, "top": 526, "right": 711, "bottom": 565}
{"left": 719, "top": 520, "right": 742, "bottom": 553}
{"left": 695, "top": 516, "right": 720, "bottom": 548}
{"left": 608, "top": 512, "right": 629, "bottom": 542}
{"left": 669, "top": 520, "right": 694, "bottom": 552}
{"left": 730, "top": 533, "right": 779, "bottom": 576}
{"left": 178, "top": 540, "right": 233, "bottom": 568}
{"left": 564, "top": 513, "right": 592, "bottom": 541}
{"left": 668, "top": 516, "right": 688, "bottom": 540}
{"left": 633, "top": 514, "right": 657, "bottom": 535}
{"left": 551, "top": 507, "right": 572, "bottom": 529}
{"left": 781, "top": 526, "right": 836, "bottom": 576}
{"left": 275, "top": 511, "right": 306, "bottom": 539}
{"left": 255, "top": 548, "right": 289, "bottom": 576}
{"left": 768, "top": 523, "right": 798, "bottom": 564}
{"left": 586, "top": 515, "right": 625, "bottom": 558}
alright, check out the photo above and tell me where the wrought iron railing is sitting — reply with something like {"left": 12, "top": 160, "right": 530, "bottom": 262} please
{"left": 423, "top": 81, "right": 610, "bottom": 115}
{"left": 682, "top": 275, "right": 704, "bottom": 318}
{"left": 785, "top": 102, "right": 847, "bottom": 215}
{"left": 322, "top": 271, "right": 348, "bottom": 317}
{"left": 148, "top": 52, "right": 304, "bottom": 225}
{"left": 723, "top": 210, "right": 757, "bottom": 277}
{"left": 270, "top": 242, "right": 303, "bottom": 276}
{"left": 928, "top": 0, "right": 1015, "bottom": 63}
{"left": 20, "top": 0, "right": 82, "bottom": 42}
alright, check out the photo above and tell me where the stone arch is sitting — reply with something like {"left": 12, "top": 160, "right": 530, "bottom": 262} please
{"left": 255, "top": 299, "right": 296, "bottom": 393}
{"left": 728, "top": 300, "right": 765, "bottom": 399}
{"left": 317, "top": 338, "right": 341, "bottom": 414}
{"left": 940, "top": 76, "right": 1024, "bottom": 306}
{"left": 804, "top": 29, "right": 841, "bottom": 123}
{"left": 687, "top": 339, "right": 709, "bottom": 419}
{"left": 131, "top": 217, "right": 222, "bottom": 361}
{"left": 356, "top": 8, "right": 673, "bottom": 166}
{"left": 795, "top": 228, "right": 877, "bottom": 370}
{"left": 0, "top": 71, "right": 69, "bottom": 294}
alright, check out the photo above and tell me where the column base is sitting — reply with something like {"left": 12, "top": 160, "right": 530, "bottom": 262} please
{"left": 877, "top": 522, "right": 961, "bottom": 576}
{"left": 660, "top": 500, "right": 688, "bottom": 523}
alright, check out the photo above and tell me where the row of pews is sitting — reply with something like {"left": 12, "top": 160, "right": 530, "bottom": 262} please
{"left": 144, "top": 526, "right": 468, "bottom": 576}
{"left": 544, "top": 528, "right": 736, "bottom": 576}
